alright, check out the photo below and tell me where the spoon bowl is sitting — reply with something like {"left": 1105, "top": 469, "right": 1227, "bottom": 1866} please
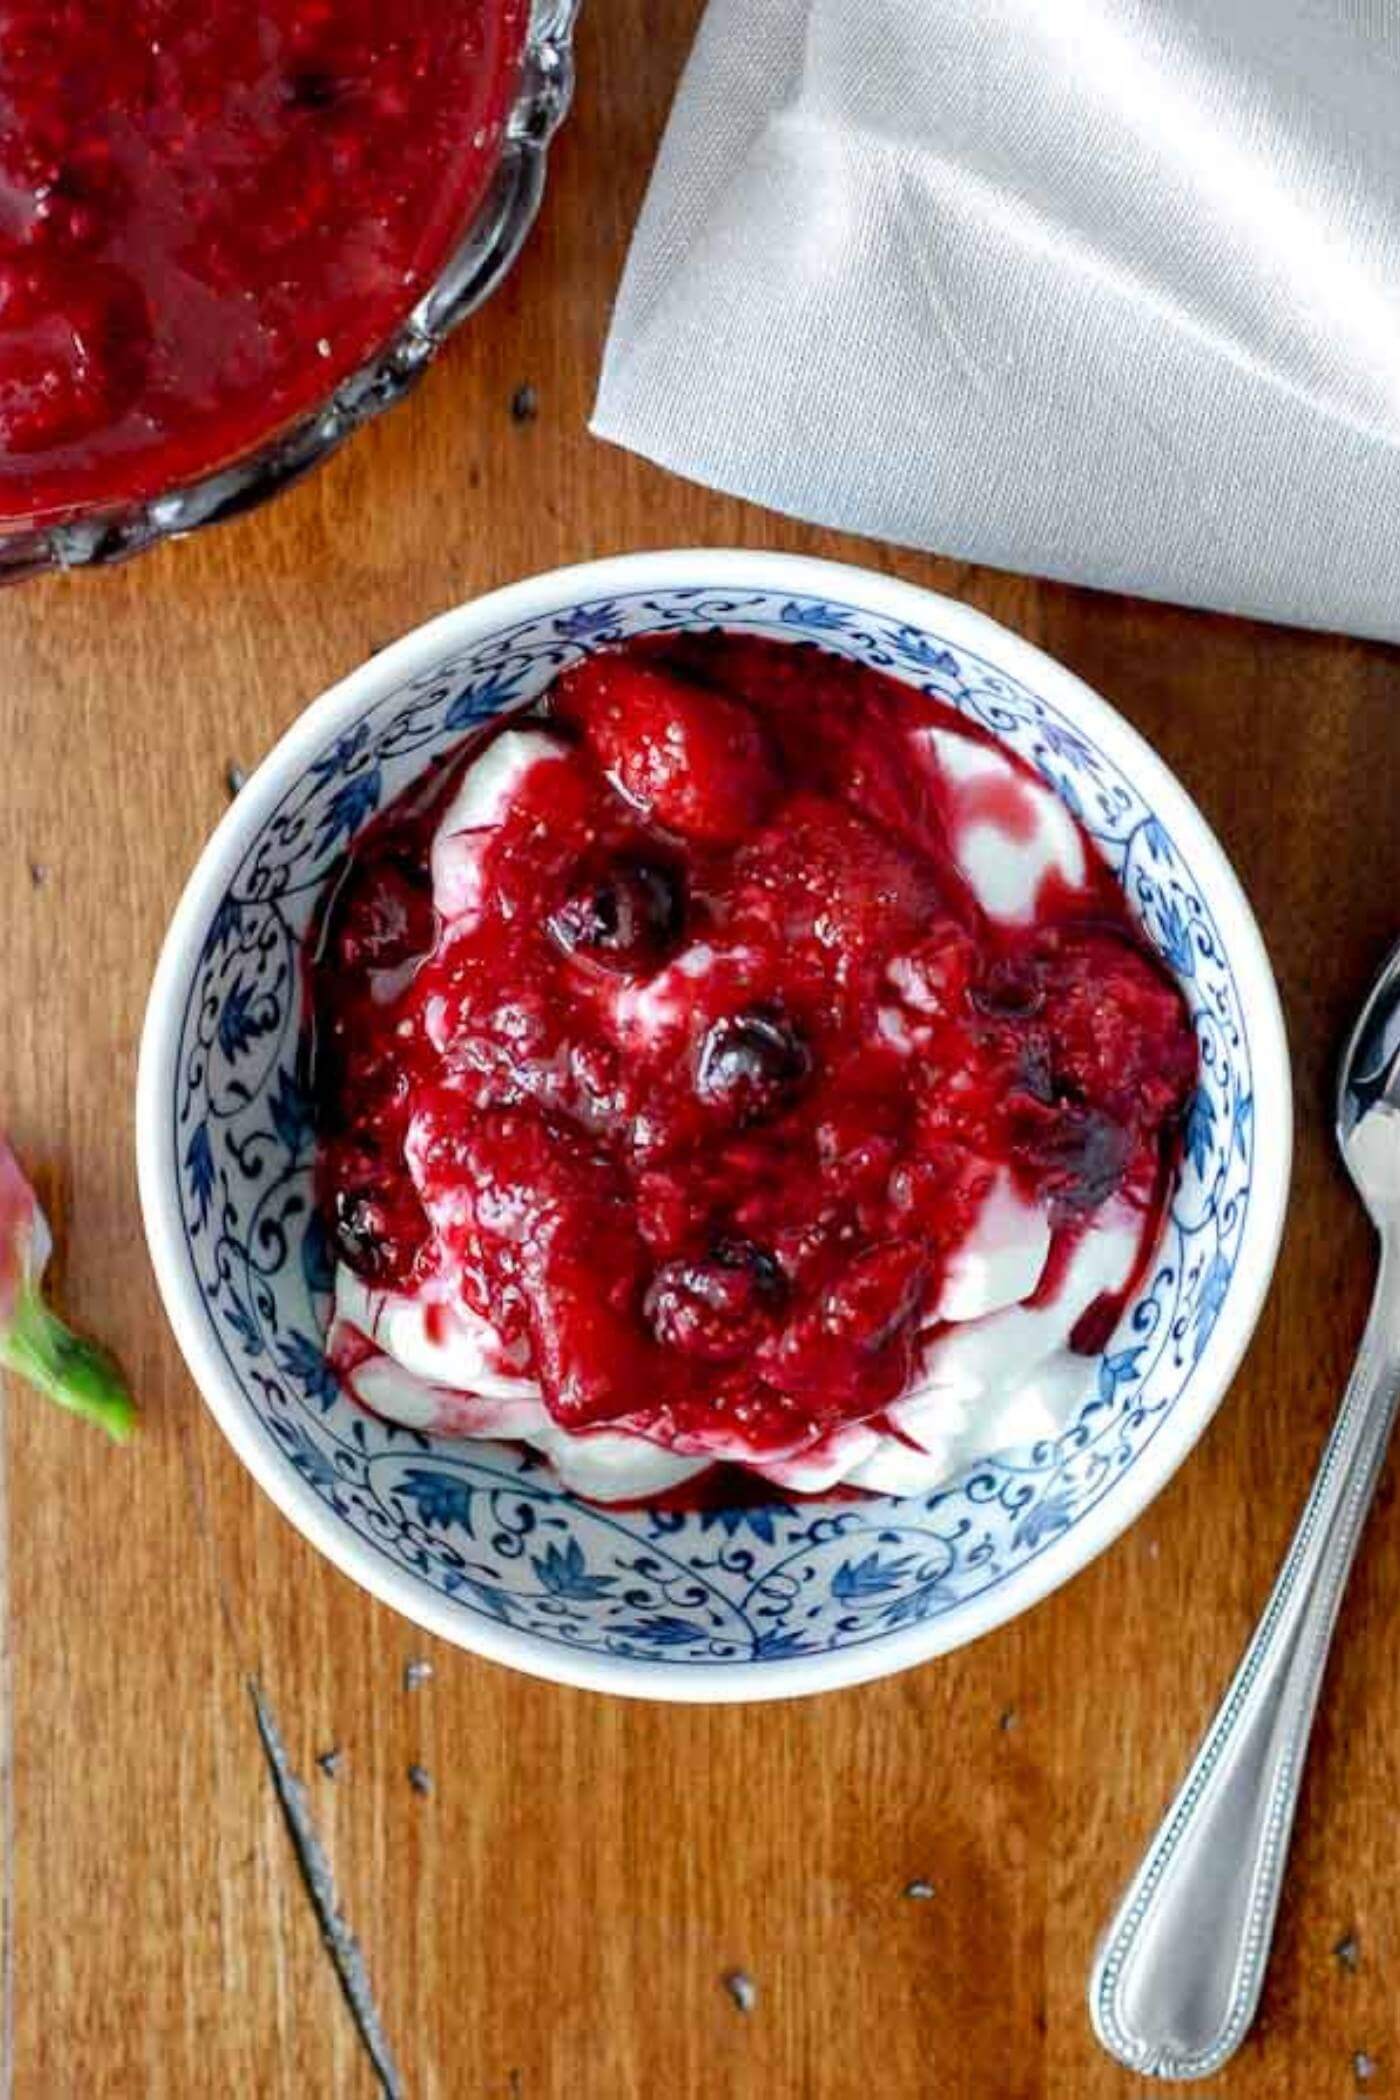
{"left": 1338, "top": 939, "right": 1400, "bottom": 1218}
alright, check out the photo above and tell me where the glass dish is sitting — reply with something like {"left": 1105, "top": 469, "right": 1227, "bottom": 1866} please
{"left": 0, "top": 0, "right": 579, "bottom": 584}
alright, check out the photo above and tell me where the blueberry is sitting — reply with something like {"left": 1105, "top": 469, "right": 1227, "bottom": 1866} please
{"left": 972, "top": 956, "right": 1045, "bottom": 1019}
{"left": 285, "top": 68, "right": 346, "bottom": 109}
{"left": 549, "top": 855, "right": 685, "bottom": 971}
{"left": 328, "top": 1175, "right": 426, "bottom": 1286}
{"left": 712, "top": 1236, "right": 786, "bottom": 1296}
{"left": 332, "top": 853, "right": 435, "bottom": 974}
{"left": 331, "top": 1187, "right": 384, "bottom": 1271}
{"left": 1026, "top": 1104, "right": 1130, "bottom": 1218}
{"left": 1013, "top": 1037, "right": 1055, "bottom": 1104}
{"left": 646, "top": 1237, "right": 787, "bottom": 1360}
{"left": 696, "top": 1007, "right": 811, "bottom": 1123}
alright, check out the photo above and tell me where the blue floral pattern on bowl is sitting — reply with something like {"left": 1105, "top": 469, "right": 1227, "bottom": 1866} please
{"left": 170, "top": 584, "right": 1254, "bottom": 1672}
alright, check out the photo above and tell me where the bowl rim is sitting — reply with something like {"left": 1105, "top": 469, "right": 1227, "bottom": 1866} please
{"left": 137, "top": 548, "right": 1292, "bottom": 1702}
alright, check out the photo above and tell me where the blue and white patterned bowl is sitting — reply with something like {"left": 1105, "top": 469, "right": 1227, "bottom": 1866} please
{"left": 137, "top": 552, "right": 1291, "bottom": 1702}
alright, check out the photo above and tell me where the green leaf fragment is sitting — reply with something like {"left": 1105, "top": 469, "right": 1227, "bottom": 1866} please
{"left": 1, "top": 1286, "right": 136, "bottom": 1442}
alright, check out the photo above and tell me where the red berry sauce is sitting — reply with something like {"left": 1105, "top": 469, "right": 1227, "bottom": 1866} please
{"left": 308, "top": 633, "right": 1199, "bottom": 1482}
{"left": 0, "top": 0, "right": 525, "bottom": 523}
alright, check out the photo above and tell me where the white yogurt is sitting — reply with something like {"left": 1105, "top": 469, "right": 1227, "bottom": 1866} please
{"left": 914, "top": 725, "right": 1085, "bottom": 923}
{"left": 931, "top": 1170, "right": 1051, "bottom": 1324}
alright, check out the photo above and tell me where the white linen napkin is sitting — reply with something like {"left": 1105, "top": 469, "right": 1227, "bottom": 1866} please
{"left": 593, "top": 0, "right": 1400, "bottom": 641}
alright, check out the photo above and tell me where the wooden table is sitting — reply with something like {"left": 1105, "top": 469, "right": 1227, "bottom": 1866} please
{"left": 2, "top": 5, "right": 1399, "bottom": 2093}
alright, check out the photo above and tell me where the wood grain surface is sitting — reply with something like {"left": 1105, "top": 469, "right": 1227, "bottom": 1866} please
{"left": 2, "top": 4, "right": 1399, "bottom": 2093}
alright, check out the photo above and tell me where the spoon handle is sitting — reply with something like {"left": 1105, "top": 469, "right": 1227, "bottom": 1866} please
{"left": 1089, "top": 1235, "right": 1400, "bottom": 2081}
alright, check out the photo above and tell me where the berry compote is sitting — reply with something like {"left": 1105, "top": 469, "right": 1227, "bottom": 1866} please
{"left": 308, "top": 632, "right": 1199, "bottom": 1500}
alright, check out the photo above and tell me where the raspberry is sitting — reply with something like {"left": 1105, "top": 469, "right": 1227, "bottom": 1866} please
{"left": 645, "top": 1238, "right": 786, "bottom": 1362}
{"left": 556, "top": 654, "right": 776, "bottom": 844}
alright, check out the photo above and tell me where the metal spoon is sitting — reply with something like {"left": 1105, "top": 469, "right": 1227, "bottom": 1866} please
{"left": 1089, "top": 938, "right": 1400, "bottom": 2081}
